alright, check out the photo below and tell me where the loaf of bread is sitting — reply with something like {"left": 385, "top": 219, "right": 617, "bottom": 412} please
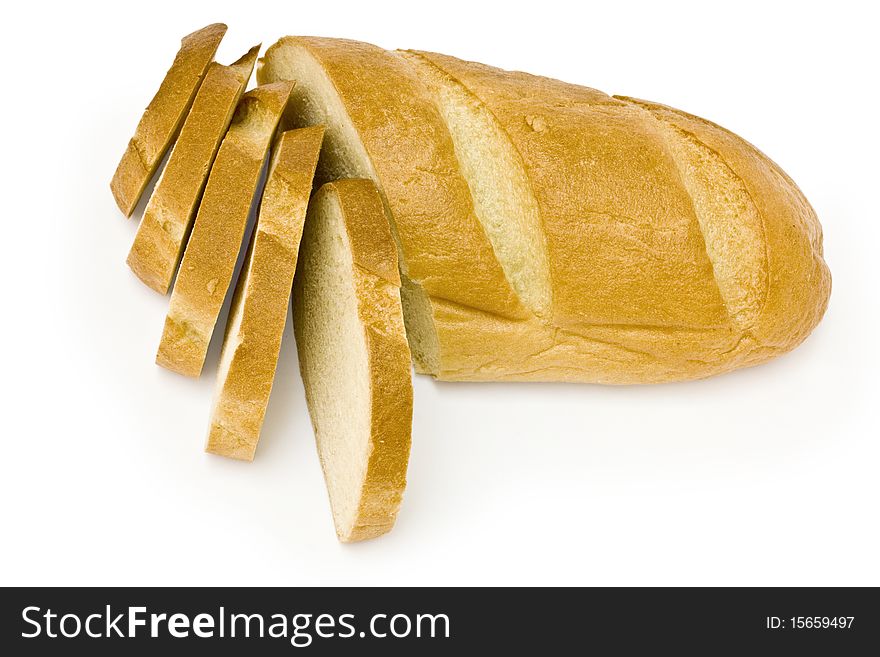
{"left": 107, "top": 29, "right": 834, "bottom": 543}
{"left": 293, "top": 179, "right": 413, "bottom": 542}
{"left": 127, "top": 46, "right": 259, "bottom": 294}
{"left": 111, "top": 23, "right": 227, "bottom": 217}
{"left": 156, "top": 81, "right": 294, "bottom": 377}
{"left": 259, "top": 37, "right": 831, "bottom": 383}
{"left": 206, "top": 126, "right": 324, "bottom": 461}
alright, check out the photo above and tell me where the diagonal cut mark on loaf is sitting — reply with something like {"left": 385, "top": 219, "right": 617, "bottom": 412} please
{"left": 399, "top": 51, "right": 552, "bottom": 319}
{"left": 618, "top": 98, "right": 769, "bottom": 331}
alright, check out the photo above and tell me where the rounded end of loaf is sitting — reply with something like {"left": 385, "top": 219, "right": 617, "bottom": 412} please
{"left": 616, "top": 96, "right": 831, "bottom": 369}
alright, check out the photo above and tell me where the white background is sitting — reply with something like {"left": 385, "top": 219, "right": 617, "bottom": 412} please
{"left": 1, "top": 0, "right": 877, "bottom": 586}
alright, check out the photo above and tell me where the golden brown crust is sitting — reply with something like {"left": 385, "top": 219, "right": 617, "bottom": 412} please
{"left": 127, "top": 46, "right": 259, "bottom": 294}
{"left": 333, "top": 180, "right": 412, "bottom": 541}
{"left": 156, "top": 81, "right": 294, "bottom": 377}
{"left": 259, "top": 37, "right": 527, "bottom": 320}
{"left": 205, "top": 126, "right": 324, "bottom": 461}
{"left": 615, "top": 97, "right": 832, "bottom": 354}
{"left": 401, "top": 50, "right": 830, "bottom": 382}
{"left": 422, "top": 303, "right": 743, "bottom": 383}
{"left": 111, "top": 23, "right": 226, "bottom": 216}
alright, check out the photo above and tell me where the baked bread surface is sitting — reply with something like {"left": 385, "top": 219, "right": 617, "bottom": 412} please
{"left": 261, "top": 37, "right": 830, "bottom": 383}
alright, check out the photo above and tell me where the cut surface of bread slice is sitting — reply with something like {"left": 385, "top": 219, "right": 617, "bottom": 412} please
{"left": 127, "top": 46, "right": 259, "bottom": 294}
{"left": 156, "top": 81, "right": 294, "bottom": 377}
{"left": 293, "top": 179, "right": 412, "bottom": 542}
{"left": 206, "top": 126, "right": 324, "bottom": 462}
{"left": 111, "top": 23, "right": 226, "bottom": 216}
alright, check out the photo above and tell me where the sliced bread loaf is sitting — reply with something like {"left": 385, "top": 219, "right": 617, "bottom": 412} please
{"left": 293, "top": 179, "right": 412, "bottom": 542}
{"left": 111, "top": 23, "right": 227, "bottom": 216}
{"left": 206, "top": 126, "right": 324, "bottom": 461}
{"left": 127, "top": 46, "right": 259, "bottom": 294}
{"left": 156, "top": 81, "right": 294, "bottom": 377}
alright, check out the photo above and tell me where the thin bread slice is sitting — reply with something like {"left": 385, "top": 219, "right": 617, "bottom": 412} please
{"left": 156, "top": 81, "right": 294, "bottom": 377}
{"left": 293, "top": 179, "right": 413, "bottom": 542}
{"left": 111, "top": 23, "right": 227, "bottom": 216}
{"left": 127, "top": 46, "right": 259, "bottom": 294}
{"left": 206, "top": 126, "right": 324, "bottom": 461}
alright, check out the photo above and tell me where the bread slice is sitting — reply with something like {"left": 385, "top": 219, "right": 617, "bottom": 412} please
{"left": 111, "top": 23, "right": 226, "bottom": 216}
{"left": 156, "top": 81, "right": 294, "bottom": 377}
{"left": 206, "top": 126, "right": 324, "bottom": 461}
{"left": 127, "top": 46, "right": 259, "bottom": 294}
{"left": 293, "top": 179, "right": 412, "bottom": 542}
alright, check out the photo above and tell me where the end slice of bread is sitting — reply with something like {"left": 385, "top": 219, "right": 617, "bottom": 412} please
{"left": 111, "top": 23, "right": 227, "bottom": 216}
{"left": 156, "top": 81, "right": 294, "bottom": 377}
{"left": 206, "top": 126, "right": 324, "bottom": 461}
{"left": 293, "top": 179, "right": 413, "bottom": 542}
{"left": 127, "top": 46, "right": 259, "bottom": 294}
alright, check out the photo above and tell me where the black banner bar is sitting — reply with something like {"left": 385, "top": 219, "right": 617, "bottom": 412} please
{"left": 1, "top": 587, "right": 876, "bottom": 654}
